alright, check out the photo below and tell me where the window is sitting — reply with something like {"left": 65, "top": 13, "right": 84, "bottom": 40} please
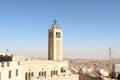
{"left": 55, "top": 70, "right": 58, "bottom": 75}
{"left": 56, "top": 32, "right": 60, "bottom": 38}
{"left": 25, "top": 72, "right": 34, "bottom": 80}
{"left": 44, "top": 71, "right": 46, "bottom": 76}
{"left": 51, "top": 70, "right": 58, "bottom": 76}
{"left": 18, "top": 61, "right": 20, "bottom": 65}
{"left": 7, "top": 62, "right": 10, "bottom": 66}
{"left": 31, "top": 72, "right": 34, "bottom": 77}
{"left": 0, "top": 72, "right": 1, "bottom": 80}
{"left": 39, "top": 71, "right": 46, "bottom": 77}
{"left": 28, "top": 72, "right": 30, "bottom": 79}
{"left": 53, "top": 70, "right": 55, "bottom": 75}
{"left": 1, "top": 62, "right": 4, "bottom": 67}
{"left": 49, "top": 32, "right": 53, "bottom": 38}
{"left": 16, "top": 69, "right": 18, "bottom": 76}
{"left": 42, "top": 72, "right": 44, "bottom": 76}
{"left": 9, "top": 70, "right": 12, "bottom": 79}
{"left": 25, "top": 72, "right": 27, "bottom": 80}
{"left": 61, "top": 67, "right": 66, "bottom": 73}
{"left": 39, "top": 72, "right": 41, "bottom": 76}
{"left": 51, "top": 71, "right": 53, "bottom": 77}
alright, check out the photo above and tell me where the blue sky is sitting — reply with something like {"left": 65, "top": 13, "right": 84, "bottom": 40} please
{"left": 0, "top": 0, "right": 120, "bottom": 59}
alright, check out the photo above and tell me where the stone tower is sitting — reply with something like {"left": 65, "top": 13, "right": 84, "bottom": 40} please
{"left": 48, "top": 20, "right": 62, "bottom": 61}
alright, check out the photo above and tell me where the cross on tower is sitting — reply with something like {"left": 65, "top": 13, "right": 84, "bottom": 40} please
{"left": 53, "top": 19, "right": 58, "bottom": 25}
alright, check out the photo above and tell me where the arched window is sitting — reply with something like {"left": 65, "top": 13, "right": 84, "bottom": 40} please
{"left": 55, "top": 70, "right": 58, "bottom": 75}
{"left": 25, "top": 72, "right": 34, "bottom": 80}
{"left": 28, "top": 72, "right": 30, "bottom": 79}
{"left": 25, "top": 72, "right": 27, "bottom": 80}
{"left": 53, "top": 70, "right": 55, "bottom": 75}
{"left": 51, "top": 70, "right": 58, "bottom": 76}
{"left": 31, "top": 72, "right": 34, "bottom": 77}
{"left": 44, "top": 71, "right": 46, "bottom": 76}
{"left": 42, "top": 71, "right": 44, "bottom": 76}
{"left": 51, "top": 70, "right": 53, "bottom": 77}
{"left": 39, "top": 71, "right": 41, "bottom": 76}
{"left": 39, "top": 71, "right": 46, "bottom": 77}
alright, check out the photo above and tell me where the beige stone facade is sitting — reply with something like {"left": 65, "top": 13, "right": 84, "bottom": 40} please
{"left": 21, "top": 60, "right": 69, "bottom": 80}
{"left": 0, "top": 61, "right": 21, "bottom": 80}
{"left": 0, "top": 60, "right": 78, "bottom": 80}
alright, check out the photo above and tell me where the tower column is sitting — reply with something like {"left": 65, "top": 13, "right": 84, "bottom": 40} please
{"left": 48, "top": 20, "right": 62, "bottom": 61}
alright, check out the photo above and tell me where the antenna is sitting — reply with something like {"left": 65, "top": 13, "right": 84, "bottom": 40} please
{"left": 6, "top": 48, "right": 9, "bottom": 55}
{"left": 108, "top": 47, "right": 112, "bottom": 72}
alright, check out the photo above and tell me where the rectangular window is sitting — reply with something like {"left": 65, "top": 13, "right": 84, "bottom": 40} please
{"left": 7, "top": 62, "right": 10, "bottom": 67}
{"left": 18, "top": 61, "right": 20, "bottom": 65}
{"left": 16, "top": 69, "right": 18, "bottom": 76}
{"left": 9, "top": 70, "right": 12, "bottom": 79}
{"left": 1, "top": 62, "right": 4, "bottom": 67}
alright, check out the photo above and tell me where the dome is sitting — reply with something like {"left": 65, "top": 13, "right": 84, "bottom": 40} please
{"left": 52, "top": 24, "right": 59, "bottom": 29}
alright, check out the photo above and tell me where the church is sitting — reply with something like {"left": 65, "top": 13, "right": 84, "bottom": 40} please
{"left": 0, "top": 21, "right": 78, "bottom": 80}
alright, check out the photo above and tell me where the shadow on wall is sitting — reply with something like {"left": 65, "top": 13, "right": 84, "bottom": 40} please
{"left": 79, "top": 73, "right": 103, "bottom": 80}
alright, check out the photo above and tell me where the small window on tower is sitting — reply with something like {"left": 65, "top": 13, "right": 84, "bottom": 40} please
{"left": 56, "top": 32, "right": 60, "bottom": 38}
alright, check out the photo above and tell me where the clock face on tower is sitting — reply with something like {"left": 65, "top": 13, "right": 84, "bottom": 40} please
{"left": 49, "top": 32, "right": 53, "bottom": 38}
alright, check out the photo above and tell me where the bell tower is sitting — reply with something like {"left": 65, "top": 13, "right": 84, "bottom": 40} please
{"left": 48, "top": 19, "right": 62, "bottom": 61}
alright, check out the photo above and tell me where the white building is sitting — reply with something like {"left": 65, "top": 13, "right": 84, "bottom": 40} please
{"left": 0, "top": 20, "right": 79, "bottom": 80}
